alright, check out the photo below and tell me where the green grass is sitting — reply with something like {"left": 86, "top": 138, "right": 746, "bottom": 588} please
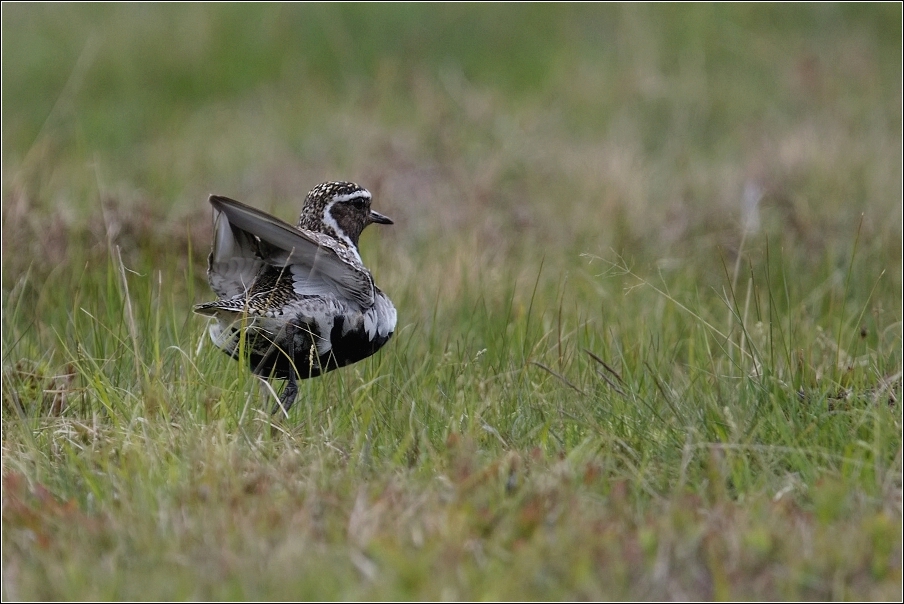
{"left": 2, "top": 4, "right": 902, "bottom": 600}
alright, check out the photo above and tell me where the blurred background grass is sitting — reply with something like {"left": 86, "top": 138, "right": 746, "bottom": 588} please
{"left": 4, "top": 3, "right": 900, "bottom": 234}
{"left": 2, "top": 4, "right": 902, "bottom": 600}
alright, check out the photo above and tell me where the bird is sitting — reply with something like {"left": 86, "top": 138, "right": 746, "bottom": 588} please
{"left": 193, "top": 181, "right": 396, "bottom": 414}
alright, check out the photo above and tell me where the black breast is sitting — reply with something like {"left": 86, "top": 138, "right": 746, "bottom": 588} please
{"left": 241, "top": 315, "right": 392, "bottom": 381}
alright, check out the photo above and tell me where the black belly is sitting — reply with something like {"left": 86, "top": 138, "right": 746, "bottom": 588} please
{"left": 227, "top": 315, "right": 392, "bottom": 381}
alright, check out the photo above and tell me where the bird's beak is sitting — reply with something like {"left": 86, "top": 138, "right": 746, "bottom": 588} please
{"left": 368, "top": 210, "right": 393, "bottom": 225}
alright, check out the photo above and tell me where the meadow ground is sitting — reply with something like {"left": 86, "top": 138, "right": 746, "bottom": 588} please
{"left": 2, "top": 4, "right": 902, "bottom": 600}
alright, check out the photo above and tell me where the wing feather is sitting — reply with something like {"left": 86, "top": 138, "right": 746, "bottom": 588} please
{"left": 207, "top": 195, "right": 375, "bottom": 307}
{"left": 207, "top": 209, "right": 265, "bottom": 298}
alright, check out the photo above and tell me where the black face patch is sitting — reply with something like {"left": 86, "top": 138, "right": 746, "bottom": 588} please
{"left": 297, "top": 181, "right": 370, "bottom": 232}
{"left": 327, "top": 198, "right": 371, "bottom": 246}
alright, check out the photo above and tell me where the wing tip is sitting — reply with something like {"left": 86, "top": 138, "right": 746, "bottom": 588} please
{"left": 209, "top": 194, "right": 232, "bottom": 208}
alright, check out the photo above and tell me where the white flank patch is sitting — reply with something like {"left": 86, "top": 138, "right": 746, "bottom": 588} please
{"left": 363, "top": 311, "right": 376, "bottom": 340}
{"left": 362, "top": 293, "right": 396, "bottom": 341}
{"left": 378, "top": 295, "right": 397, "bottom": 336}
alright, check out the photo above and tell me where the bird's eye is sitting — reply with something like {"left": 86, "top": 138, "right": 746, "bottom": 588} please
{"left": 348, "top": 198, "right": 367, "bottom": 208}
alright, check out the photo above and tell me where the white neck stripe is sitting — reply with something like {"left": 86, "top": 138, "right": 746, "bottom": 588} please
{"left": 322, "top": 200, "right": 362, "bottom": 261}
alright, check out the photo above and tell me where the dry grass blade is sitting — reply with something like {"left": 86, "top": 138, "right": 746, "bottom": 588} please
{"left": 584, "top": 349, "right": 626, "bottom": 385}
{"left": 530, "top": 361, "right": 585, "bottom": 395}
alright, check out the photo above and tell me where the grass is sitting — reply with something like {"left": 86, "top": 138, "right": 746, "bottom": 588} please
{"left": 2, "top": 3, "right": 902, "bottom": 600}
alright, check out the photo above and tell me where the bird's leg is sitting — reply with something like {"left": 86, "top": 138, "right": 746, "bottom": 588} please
{"left": 272, "top": 322, "right": 299, "bottom": 415}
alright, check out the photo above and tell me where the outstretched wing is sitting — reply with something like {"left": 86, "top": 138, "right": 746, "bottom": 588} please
{"left": 206, "top": 195, "right": 375, "bottom": 307}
